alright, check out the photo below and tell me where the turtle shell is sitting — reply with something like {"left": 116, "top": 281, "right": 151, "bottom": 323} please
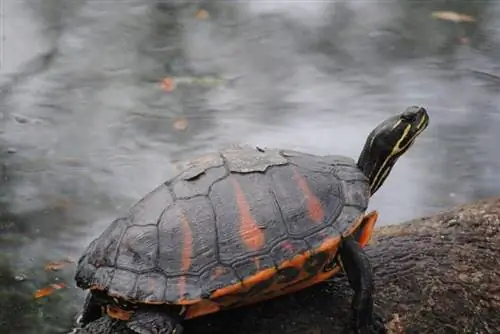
{"left": 75, "top": 146, "right": 371, "bottom": 319}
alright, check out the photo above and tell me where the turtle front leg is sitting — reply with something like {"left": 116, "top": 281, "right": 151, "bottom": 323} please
{"left": 127, "top": 309, "right": 183, "bottom": 334}
{"left": 338, "top": 236, "right": 386, "bottom": 334}
{"left": 78, "top": 292, "right": 103, "bottom": 326}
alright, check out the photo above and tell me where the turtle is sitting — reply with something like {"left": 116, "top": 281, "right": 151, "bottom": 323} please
{"left": 75, "top": 106, "right": 429, "bottom": 334}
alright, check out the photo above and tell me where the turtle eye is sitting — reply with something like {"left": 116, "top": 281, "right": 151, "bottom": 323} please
{"left": 400, "top": 111, "right": 417, "bottom": 123}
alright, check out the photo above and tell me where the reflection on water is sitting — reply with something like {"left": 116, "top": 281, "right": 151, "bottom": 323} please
{"left": 1, "top": 0, "right": 500, "bottom": 333}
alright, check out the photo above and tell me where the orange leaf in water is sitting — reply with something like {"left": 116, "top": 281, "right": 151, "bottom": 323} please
{"left": 44, "top": 258, "right": 74, "bottom": 272}
{"left": 33, "top": 283, "right": 67, "bottom": 299}
{"left": 195, "top": 9, "right": 210, "bottom": 20}
{"left": 431, "top": 11, "right": 476, "bottom": 23}
{"left": 172, "top": 117, "right": 188, "bottom": 131}
{"left": 161, "top": 77, "right": 176, "bottom": 92}
{"left": 459, "top": 37, "right": 470, "bottom": 45}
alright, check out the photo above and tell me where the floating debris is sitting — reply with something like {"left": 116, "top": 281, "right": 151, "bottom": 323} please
{"left": 172, "top": 117, "right": 188, "bottom": 132}
{"left": 195, "top": 9, "right": 210, "bottom": 20}
{"left": 160, "top": 76, "right": 229, "bottom": 93}
{"left": 34, "top": 282, "right": 67, "bottom": 299}
{"left": 161, "top": 77, "right": 176, "bottom": 92}
{"left": 44, "top": 258, "right": 75, "bottom": 272}
{"left": 431, "top": 11, "right": 476, "bottom": 23}
{"left": 14, "top": 274, "right": 27, "bottom": 282}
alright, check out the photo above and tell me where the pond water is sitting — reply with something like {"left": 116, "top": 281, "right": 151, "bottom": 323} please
{"left": 1, "top": 0, "right": 500, "bottom": 333}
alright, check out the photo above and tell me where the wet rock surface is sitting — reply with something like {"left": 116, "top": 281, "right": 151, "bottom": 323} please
{"left": 77, "top": 198, "right": 500, "bottom": 334}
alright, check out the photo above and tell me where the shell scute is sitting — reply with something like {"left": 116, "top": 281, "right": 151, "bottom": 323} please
{"left": 279, "top": 149, "right": 334, "bottom": 174}
{"left": 90, "top": 267, "right": 115, "bottom": 291}
{"left": 199, "top": 265, "right": 240, "bottom": 298}
{"left": 108, "top": 268, "right": 138, "bottom": 300}
{"left": 128, "top": 184, "right": 173, "bottom": 226}
{"left": 157, "top": 205, "right": 184, "bottom": 276}
{"left": 303, "top": 226, "right": 340, "bottom": 248}
{"left": 269, "top": 238, "right": 309, "bottom": 266}
{"left": 135, "top": 272, "right": 168, "bottom": 304}
{"left": 166, "top": 276, "right": 202, "bottom": 303}
{"left": 173, "top": 166, "right": 227, "bottom": 198}
{"left": 221, "top": 147, "right": 287, "bottom": 173}
{"left": 231, "top": 253, "right": 276, "bottom": 279}
{"left": 175, "top": 152, "right": 224, "bottom": 181}
{"left": 86, "top": 218, "right": 128, "bottom": 270}
{"left": 268, "top": 165, "right": 344, "bottom": 237}
{"left": 116, "top": 225, "right": 157, "bottom": 272}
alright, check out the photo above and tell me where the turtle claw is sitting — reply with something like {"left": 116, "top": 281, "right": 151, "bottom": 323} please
{"left": 353, "top": 312, "right": 387, "bottom": 334}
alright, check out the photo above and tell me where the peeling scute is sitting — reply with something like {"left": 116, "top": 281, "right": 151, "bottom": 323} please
{"left": 173, "top": 166, "right": 227, "bottom": 198}
{"left": 222, "top": 147, "right": 287, "bottom": 173}
{"left": 176, "top": 152, "right": 224, "bottom": 180}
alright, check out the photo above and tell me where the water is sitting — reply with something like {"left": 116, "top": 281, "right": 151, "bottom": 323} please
{"left": 1, "top": 0, "right": 499, "bottom": 333}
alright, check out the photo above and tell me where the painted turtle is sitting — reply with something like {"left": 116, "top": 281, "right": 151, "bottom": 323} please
{"left": 75, "top": 106, "right": 429, "bottom": 334}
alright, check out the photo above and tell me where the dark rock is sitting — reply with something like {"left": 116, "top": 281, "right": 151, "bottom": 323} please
{"left": 77, "top": 198, "right": 500, "bottom": 334}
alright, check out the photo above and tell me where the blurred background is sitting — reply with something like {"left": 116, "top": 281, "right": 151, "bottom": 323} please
{"left": 0, "top": 0, "right": 499, "bottom": 333}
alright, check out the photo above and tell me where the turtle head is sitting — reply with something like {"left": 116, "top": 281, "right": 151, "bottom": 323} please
{"left": 357, "top": 106, "right": 429, "bottom": 196}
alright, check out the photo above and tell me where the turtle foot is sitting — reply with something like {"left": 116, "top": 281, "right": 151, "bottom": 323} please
{"left": 353, "top": 312, "right": 387, "bottom": 334}
{"left": 127, "top": 309, "right": 183, "bottom": 334}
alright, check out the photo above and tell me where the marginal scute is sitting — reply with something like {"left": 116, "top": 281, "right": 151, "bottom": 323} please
{"left": 173, "top": 166, "right": 227, "bottom": 198}
{"left": 269, "top": 238, "right": 310, "bottom": 267}
{"left": 342, "top": 179, "right": 370, "bottom": 208}
{"left": 135, "top": 272, "right": 168, "bottom": 303}
{"left": 91, "top": 267, "right": 115, "bottom": 290}
{"left": 75, "top": 262, "right": 96, "bottom": 288}
{"left": 199, "top": 265, "right": 241, "bottom": 298}
{"left": 337, "top": 206, "right": 367, "bottom": 237}
{"left": 303, "top": 251, "right": 330, "bottom": 275}
{"left": 166, "top": 276, "right": 202, "bottom": 302}
{"left": 221, "top": 147, "right": 288, "bottom": 173}
{"left": 108, "top": 268, "right": 138, "bottom": 300}
{"left": 275, "top": 266, "right": 301, "bottom": 284}
{"left": 304, "top": 226, "right": 340, "bottom": 249}
{"left": 231, "top": 254, "right": 276, "bottom": 279}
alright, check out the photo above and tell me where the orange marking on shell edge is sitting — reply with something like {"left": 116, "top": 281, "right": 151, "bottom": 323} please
{"left": 231, "top": 178, "right": 266, "bottom": 252}
{"left": 210, "top": 267, "right": 276, "bottom": 299}
{"left": 106, "top": 305, "right": 132, "bottom": 321}
{"left": 189, "top": 235, "right": 343, "bottom": 318}
{"left": 292, "top": 168, "right": 325, "bottom": 223}
{"left": 358, "top": 210, "right": 379, "bottom": 247}
{"left": 184, "top": 300, "right": 221, "bottom": 320}
{"left": 210, "top": 236, "right": 341, "bottom": 300}
{"left": 179, "top": 211, "right": 193, "bottom": 298}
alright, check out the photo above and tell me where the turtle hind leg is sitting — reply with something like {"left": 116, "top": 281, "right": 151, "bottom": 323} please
{"left": 127, "top": 309, "right": 183, "bottom": 334}
{"left": 78, "top": 292, "right": 103, "bottom": 326}
{"left": 338, "top": 236, "right": 386, "bottom": 334}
